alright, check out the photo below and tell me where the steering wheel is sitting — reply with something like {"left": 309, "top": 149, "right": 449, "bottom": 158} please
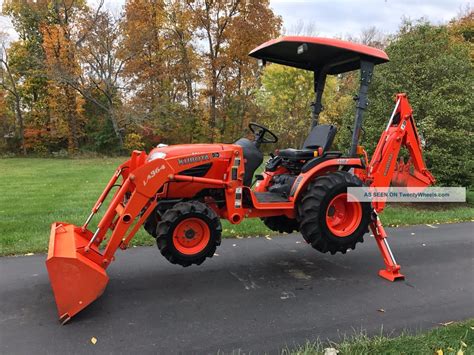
{"left": 248, "top": 122, "right": 278, "bottom": 147}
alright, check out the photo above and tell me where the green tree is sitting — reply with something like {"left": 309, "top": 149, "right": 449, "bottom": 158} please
{"left": 2, "top": 0, "right": 91, "bottom": 154}
{"left": 0, "top": 36, "right": 25, "bottom": 154}
{"left": 2, "top": 0, "right": 50, "bottom": 154}
{"left": 363, "top": 20, "right": 473, "bottom": 186}
{"left": 256, "top": 64, "right": 346, "bottom": 149}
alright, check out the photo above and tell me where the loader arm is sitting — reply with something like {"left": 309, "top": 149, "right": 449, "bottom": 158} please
{"left": 46, "top": 150, "right": 173, "bottom": 323}
{"left": 46, "top": 146, "right": 246, "bottom": 322}
{"left": 367, "top": 93, "right": 435, "bottom": 212}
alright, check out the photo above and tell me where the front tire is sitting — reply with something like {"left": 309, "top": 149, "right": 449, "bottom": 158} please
{"left": 156, "top": 201, "right": 221, "bottom": 267}
{"left": 298, "top": 171, "right": 371, "bottom": 254}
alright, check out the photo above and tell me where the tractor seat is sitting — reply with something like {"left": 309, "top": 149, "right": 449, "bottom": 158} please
{"left": 278, "top": 124, "right": 337, "bottom": 160}
{"left": 277, "top": 148, "right": 316, "bottom": 160}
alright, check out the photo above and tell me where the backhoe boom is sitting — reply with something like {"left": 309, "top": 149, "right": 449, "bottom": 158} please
{"left": 367, "top": 94, "right": 435, "bottom": 212}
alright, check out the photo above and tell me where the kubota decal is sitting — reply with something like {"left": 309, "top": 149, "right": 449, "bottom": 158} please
{"left": 178, "top": 154, "right": 210, "bottom": 165}
{"left": 143, "top": 165, "right": 166, "bottom": 186}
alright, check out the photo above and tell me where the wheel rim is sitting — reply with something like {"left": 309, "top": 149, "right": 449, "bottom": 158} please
{"left": 173, "top": 218, "right": 211, "bottom": 255}
{"left": 325, "top": 193, "right": 362, "bottom": 237}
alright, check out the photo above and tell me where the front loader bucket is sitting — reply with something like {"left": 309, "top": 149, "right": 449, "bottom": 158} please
{"left": 46, "top": 223, "right": 109, "bottom": 324}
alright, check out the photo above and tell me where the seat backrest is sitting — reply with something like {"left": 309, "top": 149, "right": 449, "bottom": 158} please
{"left": 302, "top": 124, "right": 337, "bottom": 151}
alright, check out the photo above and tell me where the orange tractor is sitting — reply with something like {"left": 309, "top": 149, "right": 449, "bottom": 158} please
{"left": 46, "top": 36, "right": 435, "bottom": 323}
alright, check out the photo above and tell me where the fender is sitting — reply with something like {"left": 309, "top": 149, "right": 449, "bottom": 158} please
{"left": 290, "top": 157, "right": 364, "bottom": 202}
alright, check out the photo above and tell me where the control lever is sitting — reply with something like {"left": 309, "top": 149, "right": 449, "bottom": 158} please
{"left": 251, "top": 174, "right": 264, "bottom": 188}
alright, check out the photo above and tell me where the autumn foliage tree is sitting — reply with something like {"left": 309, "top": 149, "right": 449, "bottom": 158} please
{"left": 121, "top": 0, "right": 200, "bottom": 144}
{"left": 2, "top": 0, "right": 51, "bottom": 153}
{"left": 189, "top": 0, "right": 281, "bottom": 142}
{"left": 0, "top": 0, "right": 472, "bottom": 190}
{"left": 75, "top": 10, "right": 128, "bottom": 148}
{"left": 42, "top": 0, "right": 94, "bottom": 154}
{"left": 42, "top": 22, "right": 84, "bottom": 153}
{"left": 120, "top": 0, "right": 280, "bottom": 144}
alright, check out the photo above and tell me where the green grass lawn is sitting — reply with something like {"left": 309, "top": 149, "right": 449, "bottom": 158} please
{"left": 286, "top": 319, "right": 474, "bottom": 355}
{"left": 1, "top": 157, "right": 473, "bottom": 255}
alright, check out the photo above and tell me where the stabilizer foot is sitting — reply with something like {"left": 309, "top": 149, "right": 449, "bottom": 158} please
{"left": 379, "top": 268, "right": 404, "bottom": 282}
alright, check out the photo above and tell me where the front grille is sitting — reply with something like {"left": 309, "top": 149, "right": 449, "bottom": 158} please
{"left": 179, "top": 163, "right": 212, "bottom": 177}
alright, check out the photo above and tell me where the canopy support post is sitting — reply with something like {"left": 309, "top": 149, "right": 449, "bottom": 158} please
{"left": 349, "top": 59, "right": 374, "bottom": 157}
{"left": 310, "top": 69, "right": 327, "bottom": 130}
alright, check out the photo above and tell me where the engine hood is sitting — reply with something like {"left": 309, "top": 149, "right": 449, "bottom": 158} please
{"left": 147, "top": 144, "right": 228, "bottom": 162}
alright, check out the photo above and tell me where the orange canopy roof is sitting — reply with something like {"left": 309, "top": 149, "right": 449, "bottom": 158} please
{"left": 249, "top": 36, "right": 389, "bottom": 74}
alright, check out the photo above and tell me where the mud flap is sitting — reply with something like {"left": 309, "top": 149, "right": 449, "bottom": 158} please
{"left": 46, "top": 223, "right": 109, "bottom": 324}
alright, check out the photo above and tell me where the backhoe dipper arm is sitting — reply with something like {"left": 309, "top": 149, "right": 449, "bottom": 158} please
{"left": 367, "top": 93, "right": 435, "bottom": 212}
{"left": 362, "top": 94, "right": 435, "bottom": 282}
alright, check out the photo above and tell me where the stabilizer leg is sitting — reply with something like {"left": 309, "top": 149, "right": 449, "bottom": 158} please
{"left": 370, "top": 216, "right": 405, "bottom": 282}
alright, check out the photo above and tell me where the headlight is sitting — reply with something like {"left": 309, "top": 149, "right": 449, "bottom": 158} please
{"left": 147, "top": 151, "right": 167, "bottom": 161}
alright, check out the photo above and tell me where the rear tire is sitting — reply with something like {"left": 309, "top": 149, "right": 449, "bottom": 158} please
{"left": 156, "top": 201, "right": 221, "bottom": 267}
{"left": 262, "top": 216, "right": 299, "bottom": 233}
{"left": 298, "top": 171, "right": 371, "bottom": 254}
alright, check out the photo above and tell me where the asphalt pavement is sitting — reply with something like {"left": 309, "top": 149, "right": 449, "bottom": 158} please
{"left": 1, "top": 222, "right": 473, "bottom": 354}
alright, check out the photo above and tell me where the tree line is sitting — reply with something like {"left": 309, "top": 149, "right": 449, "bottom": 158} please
{"left": 0, "top": 1, "right": 472, "bottom": 186}
{"left": 0, "top": 0, "right": 281, "bottom": 155}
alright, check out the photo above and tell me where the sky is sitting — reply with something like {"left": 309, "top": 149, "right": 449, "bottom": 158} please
{"left": 271, "top": 0, "right": 468, "bottom": 37}
{"left": 0, "top": 0, "right": 469, "bottom": 41}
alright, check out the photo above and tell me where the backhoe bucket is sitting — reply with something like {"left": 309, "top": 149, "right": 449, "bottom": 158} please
{"left": 46, "top": 222, "right": 109, "bottom": 324}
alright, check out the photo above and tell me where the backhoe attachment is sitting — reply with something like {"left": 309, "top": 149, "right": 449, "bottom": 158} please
{"left": 367, "top": 93, "right": 436, "bottom": 212}
{"left": 363, "top": 94, "right": 435, "bottom": 281}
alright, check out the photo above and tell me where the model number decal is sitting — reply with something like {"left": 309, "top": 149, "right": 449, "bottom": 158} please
{"left": 383, "top": 153, "right": 393, "bottom": 176}
{"left": 178, "top": 154, "right": 210, "bottom": 165}
{"left": 143, "top": 165, "right": 166, "bottom": 187}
